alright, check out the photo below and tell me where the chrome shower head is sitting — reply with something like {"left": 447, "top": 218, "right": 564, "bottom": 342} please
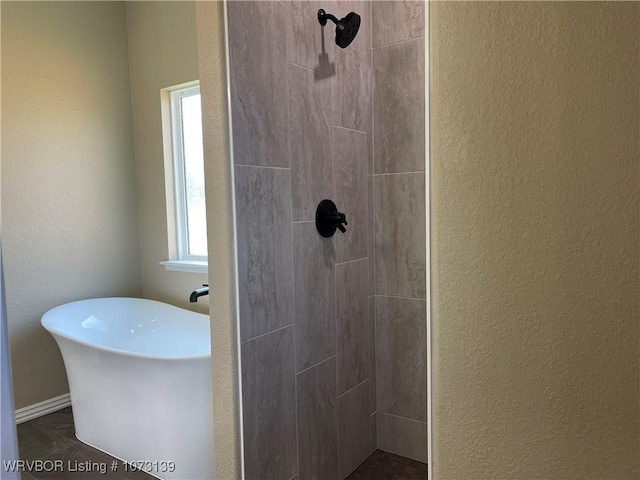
{"left": 318, "top": 9, "right": 361, "bottom": 49}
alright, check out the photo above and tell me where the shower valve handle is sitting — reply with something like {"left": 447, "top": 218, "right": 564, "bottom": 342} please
{"left": 327, "top": 212, "right": 347, "bottom": 233}
{"left": 316, "top": 200, "right": 348, "bottom": 237}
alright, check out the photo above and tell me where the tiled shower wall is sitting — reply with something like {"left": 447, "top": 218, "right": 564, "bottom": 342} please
{"left": 229, "top": 1, "right": 425, "bottom": 478}
{"left": 371, "top": 0, "right": 427, "bottom": 463}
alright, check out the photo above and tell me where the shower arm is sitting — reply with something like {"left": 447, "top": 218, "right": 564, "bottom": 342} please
{"left": 318, "top": 9, "right": 339, "bottom": 26}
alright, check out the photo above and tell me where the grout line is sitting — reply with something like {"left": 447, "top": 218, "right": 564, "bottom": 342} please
{"left": 370, "top": 33, "right": 375, "bottom": 178}
{"left": 371, "top": 35, "right": 426, "bottom": 51}
{"left": 370, "top": 16, "right": 379, "bottom": 449}
{"left": 333, "top": 124, "right": 368, "bottom": 136}
{"left": 372, "top": 293, "right": 378, "bottom": 418}
{"left": 332, "top": 117, "right": 341, "bottom": 475}
{"left": 371, "top": 38, "right": 377, "bottom": 294}
{"left": 367, "top": 282, "right": 377, "bottom": 416}
{"left": 286, "top": 54, "right": 301, "bottom": 477}
{"left": 240, "top": 323, "right": 294, "bottom": 345}
{"left": 369, "top": 0, "right": 376, "bottom": 440}
{"left": 296, "top": 355, "right": 337, "bottom": 377}
{"left": 377, "top": 410, "right": 428, "bottom": 426}
{"left": 335, "top": 259, "right": 341, "bottom": 478}
{"left": 287, "top": 61, "right": 316, "bottom": 73}
{"left": 337, "top": 377, "right": 369, "bottom": 400}
{"left": 372, "top": 170, "right": 426, "bottom": 176}
{"left": 335, "top": 257, "right": 367, "bottom": 267}
{"left": 234, "top": 163, "right": 289, "bottom": 170}
{"left": 370, "top": 119, "right": 378, "bottom": 429}
{"left": 377, "top": 294, "right": 427, "bottom": 302}
{"left": 330, "top": 100, "right": 336, "bottom": 214}
{"left": 368, "top": 0, "right": 373, "bottom": 51}
{"left": 371, "top": 27, "right": 378, "bottom": 423}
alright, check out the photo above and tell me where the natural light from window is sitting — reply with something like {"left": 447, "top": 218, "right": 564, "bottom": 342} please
{"left": 181, "top": 93, "right": 207, "bottom": 257}
{"left": 160, "top": 82, "right": 207, "bottom": 273}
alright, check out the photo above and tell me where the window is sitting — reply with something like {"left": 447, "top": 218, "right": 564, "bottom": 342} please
{"left": 160, "top": 82, "right": 207, "bottom": 273}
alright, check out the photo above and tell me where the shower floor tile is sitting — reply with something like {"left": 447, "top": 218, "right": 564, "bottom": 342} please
{"left": 16, "top": 407, "right": 153, "bottom": 479}
{"left": 346, "top": 449, "right": 428, "bottom": 480}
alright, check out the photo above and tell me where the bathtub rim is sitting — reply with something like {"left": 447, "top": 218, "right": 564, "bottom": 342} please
{"left": 41, "top": 297, "right": 211, "bottom": 361}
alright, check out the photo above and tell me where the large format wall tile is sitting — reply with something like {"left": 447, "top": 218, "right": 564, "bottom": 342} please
{"left": 336, "top": 259, "right": 369, "bottom": 394}
{"left": 294, "top": 222, "right": 336, "bottom": 371}
{"left": 297, "top": 357, "right": 339, "bottom": 480}
{"left": 242, "top": 326, "right": 297, "bottom": 480}
{"left": 332, "top": 47, "right": 372, "bottom": 133}
{"left": 375, "top": 296, "right": 427, "bottom": 422}
{"left": 228, "top": 1, "right": 289, "bottom": 167}
{"left": 333, "top": 127, "right": 368, "bottom": 263}
{"left": 374, "top": 173, "right": 426, "bottom": 298}
{"left": 376, "top": 412, "right": 427, "bottom": 463}
{"left": 236, "top": 166, "right": 294, "bottom": 341}
{"left": 338, "top": 380, "right": 372, "bottom": 479}
{"left": 289, "top": 64, "right": 333, "bottom": 221}
{"left": 372, "top": 1, "right": 425, "bottom": 48}
{"left": 373, "top": 37, "right": 425, "bottom": 173}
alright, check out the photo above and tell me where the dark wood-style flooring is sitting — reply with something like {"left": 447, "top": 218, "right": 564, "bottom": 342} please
{"left": 18, "top": 408, "right": 428, "bottom": 479}
{"left": 17, "top": 407, "right": 152, "bottom": 480}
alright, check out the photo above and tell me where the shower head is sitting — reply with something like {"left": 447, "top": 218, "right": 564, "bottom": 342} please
{"left": 318, "top": 9, "right": 361, "bottom": 49}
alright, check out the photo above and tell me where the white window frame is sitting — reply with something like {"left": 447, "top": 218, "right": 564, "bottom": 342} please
{"left": 159, "top": 81, "right": 208, "bottom": 274}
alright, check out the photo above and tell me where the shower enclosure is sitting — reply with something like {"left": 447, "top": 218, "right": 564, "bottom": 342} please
{"left": 226, "top": 1, "right": 427, "bottom": 478}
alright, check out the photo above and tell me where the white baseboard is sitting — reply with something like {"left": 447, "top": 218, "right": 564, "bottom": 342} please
{"left": 15, "top": 393, "right": 71, "bottom": 424}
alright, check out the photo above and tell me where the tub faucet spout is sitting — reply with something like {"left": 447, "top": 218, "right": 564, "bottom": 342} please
{"left": 190, "top": 284, "right": 209, "bottom": 303}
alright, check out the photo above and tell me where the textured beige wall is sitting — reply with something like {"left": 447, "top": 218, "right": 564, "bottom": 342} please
{"left": 195, "top": 2, "right": 241, "bottom": 477}
{"left": 1, "top": 1, "right": 142, "bottom": 409}
{"left": 126, "top": 1, "right": 209, "bottom": 313}
{"left": 431, "top": 2, "right": 639, "bottom": 479}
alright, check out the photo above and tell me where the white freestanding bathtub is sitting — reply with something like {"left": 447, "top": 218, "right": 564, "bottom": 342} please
{"left": 41, "top": 297, "right": 214, "bottom": 480}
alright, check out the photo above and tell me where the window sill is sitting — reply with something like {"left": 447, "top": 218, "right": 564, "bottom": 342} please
{"left": 160, "top": 260, "right": 208, "bottom": 274}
